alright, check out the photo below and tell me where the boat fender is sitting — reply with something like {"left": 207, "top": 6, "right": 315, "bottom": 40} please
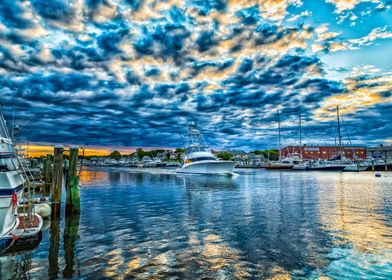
{"left": 11, "top": 193, "right": 18, "bottom": 214}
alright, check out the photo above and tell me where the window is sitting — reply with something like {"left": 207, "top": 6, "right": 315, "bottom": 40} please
{"left": 0, "top": 158, "right": 16, "bottom": 172}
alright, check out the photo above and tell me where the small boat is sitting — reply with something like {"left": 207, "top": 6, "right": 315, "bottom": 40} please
{"left": 343, "top": 162, "right": 369, "bottom": 172}
{"left": 375, "top": 173, "right": 381, "bottom": 177}
{"left": 264, "top": 159, "right": 294, "bottom": 170}
{"left": 176, "top": 122, "right": 236, "bottom": 175}
{"left": 292, "top": 161, "right": 310, "bottom": 171}
{"left": 166, "top": 162, "right": 180, "bottom": 168}
{"left": 308, "top": 160, "right": 346, "bottom": 171}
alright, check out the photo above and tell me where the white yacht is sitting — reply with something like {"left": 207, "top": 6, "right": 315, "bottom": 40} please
{"left": 176, "top": 122, "right": 236, "bottom": 175}
{"left": 0, "top": 110, "right": 25, "bottom": 240}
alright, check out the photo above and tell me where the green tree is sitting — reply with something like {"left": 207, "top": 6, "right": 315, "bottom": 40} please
{"left": 175, "top": 148, "right": 184, "bottom": 153}
{"left": 261, "top": 149, "right": 278, "bottom": 160}
{"left": 136, "top": 148, "right": 145, "bottom": 160}
{"left": 109, "top": 151, "right": 121, "bottom": 160}
{"left": 216, "top": 151, "right": 232, "bottom": 160}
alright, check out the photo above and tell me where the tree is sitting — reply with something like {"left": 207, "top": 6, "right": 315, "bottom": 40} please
{"left": 216, "top": 151, "right": 232, "bottom": 160}
{"left": 261, "top": 149, "right": 278, "bottom": 160}
{"left": 175, "top": 148, "right": 184, "bottom": 153}
{"left": 109, "top": 151, "right": 121, "bottom": 160}
{"left": 136, "top": 148, "right": 145, "bottom": 160}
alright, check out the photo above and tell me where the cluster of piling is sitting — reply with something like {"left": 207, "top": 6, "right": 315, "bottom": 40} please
{"left": 38, "top": 146, "right": 82, "bottom": 278}
{"left": 42, "top": 145, "right": 81, "bottom": 219}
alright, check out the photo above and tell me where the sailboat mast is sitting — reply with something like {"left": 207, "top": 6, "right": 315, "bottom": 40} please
{"left": 277, "top": 110, "right": 281, "bottom": 160}
{"left": 299, "top": 112, "right": 302, "bottom": 159}
{"left": 337, "top": 106, "right": 342, "bottom": 157}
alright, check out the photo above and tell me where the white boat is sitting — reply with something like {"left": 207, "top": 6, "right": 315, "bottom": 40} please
{"left": 0, "top": 107, "right": 43, "bottom": 250}
{"left": 343, "top": 162, "right": 369, "bottom": 172}
{"left": 176, "top": 122, "right": 236, "bottom": 175}
{"left": 0, "top": 110, "right": 25, "bottom": 240}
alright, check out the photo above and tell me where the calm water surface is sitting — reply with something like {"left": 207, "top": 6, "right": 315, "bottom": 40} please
{"left": 1, "top": 168, "right": 391, "bottom": 279}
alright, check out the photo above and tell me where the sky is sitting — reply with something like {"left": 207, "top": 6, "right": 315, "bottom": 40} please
{"left": 0, "top": 0, "right": 392, "bottom": 154}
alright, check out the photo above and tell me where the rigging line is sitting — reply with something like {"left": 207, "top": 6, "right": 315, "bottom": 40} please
{"left": 340, "top": 115, "right": 353, "bottom": 146}
{"left": 13, "top": 110, "right": 48, "bottom": 138}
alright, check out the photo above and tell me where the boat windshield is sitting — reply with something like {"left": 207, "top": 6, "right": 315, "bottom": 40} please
{"left": 186, "top": 156, "right": 216, "bottom": 163}
{"left": 186, "top": 145, "right": 209, "bottom": 154}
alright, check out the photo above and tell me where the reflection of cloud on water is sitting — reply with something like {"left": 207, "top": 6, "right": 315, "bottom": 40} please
{"left": 317, "top": 173, "right": 392, "bottom": 278}
{"left": 319, "top": 173, "right": 392, "bottom": 256}
{"left": 119, "top": 230, "right": 249, "bottom": 279}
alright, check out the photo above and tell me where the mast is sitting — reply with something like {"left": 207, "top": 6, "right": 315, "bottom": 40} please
{"left": 277, "top": 110, "right": 281, "bottom": 160}
{"left": 299, "top": 111, "right": 302, "bottom": 159}
{"left": 336, "top": 106, "right": 342, "bottom": 158}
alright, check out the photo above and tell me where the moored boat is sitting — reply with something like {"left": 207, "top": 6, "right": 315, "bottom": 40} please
{"left": 0, "top": 110, "right": 24, "bottom": 240}
{"left": 264, "top": 159, "right": 294, "bottom": 170}
{"left": 176, "top": 122, "right": 236, "bottom": 175}
{"left": 0, "top": 106, "right": 43, "bottom": 251}
{"left": 308, "top": 160, "right": 346, "bottom": 171}
{"left": 343, "top": 162, "right": 369, "bottom": 172}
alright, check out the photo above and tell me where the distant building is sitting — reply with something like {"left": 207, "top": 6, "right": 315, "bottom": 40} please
{"left": 280, "top": 145, "right": 366, "bottom": 160}
{"left": 367, "top": 144, "right": 392, "bottom": 159}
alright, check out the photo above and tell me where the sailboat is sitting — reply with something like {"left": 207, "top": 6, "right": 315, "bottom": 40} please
{"left": 291, "top": 111, "right": 309, "bottom": 170}
{"left": 176, "top": 122, "right": 236, "bottom": 175}
{"left": 308, "top": 106, "right": 347, "bottom": 171}
{"left": 264, "top": 110, "right": 294, "bottom": 170}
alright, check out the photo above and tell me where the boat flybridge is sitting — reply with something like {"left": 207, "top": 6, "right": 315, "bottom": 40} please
{"left": 176, "top": 122, "right": 236, "bottom": 175}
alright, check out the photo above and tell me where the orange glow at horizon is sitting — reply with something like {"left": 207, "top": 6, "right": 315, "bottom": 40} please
{"left": 19, "top": 144, "right": 136, "bottom": 157}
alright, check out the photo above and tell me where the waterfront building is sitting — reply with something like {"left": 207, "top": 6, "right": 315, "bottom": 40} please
{"left": 280, "top": 145, "right": 366, "bottom": 160}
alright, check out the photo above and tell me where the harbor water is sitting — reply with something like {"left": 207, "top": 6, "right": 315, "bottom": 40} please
{"left": 1, "top": 168, "right": 391, "bottom": 279}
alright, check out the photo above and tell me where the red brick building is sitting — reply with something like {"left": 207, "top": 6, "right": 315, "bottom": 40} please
{"left": 280, "top": 145, "right": 366, "bottom": 160}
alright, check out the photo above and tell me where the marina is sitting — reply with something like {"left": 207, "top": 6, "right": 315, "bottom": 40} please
{"left": 1, "top": 0, "right": 392, "bottom": 278}
{"left": 0, "top": 167, "right": 391, "bottom": 279}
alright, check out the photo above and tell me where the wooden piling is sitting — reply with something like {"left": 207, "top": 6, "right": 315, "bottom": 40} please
{"left": 66, "top": 146, "right": 80, "bottom": 214}
{"left": 52, "top": 145, "right": 64, "bottom": 219}
{"left": 44, "top": 154, "right": 53, "bottom": 188}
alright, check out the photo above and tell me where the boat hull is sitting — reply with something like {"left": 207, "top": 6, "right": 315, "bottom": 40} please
{"left": 264, "top": 165, "right": 293, "bottom": 170}
{"left": 308, "top": 165, "right": 346, "bottom": 171}
{"left": 0, "top": 188, "right": 22, "bottom": 238}
{"left": 343, "top": 165, "right": 369, "bottom": 172}
{"left": 292, "top": 166, "right": 309, "bottom": 171}
{"left": 176, "top": 160, "right": 236, "bottom": 175}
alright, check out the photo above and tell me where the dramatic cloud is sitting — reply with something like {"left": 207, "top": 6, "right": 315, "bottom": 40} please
{"left": 0, "top": 0, "right": 391, "bottom": 151}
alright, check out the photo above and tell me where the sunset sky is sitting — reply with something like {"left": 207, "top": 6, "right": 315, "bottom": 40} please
{"left": 1, "top": 0, "right": 391, "bottom": 153}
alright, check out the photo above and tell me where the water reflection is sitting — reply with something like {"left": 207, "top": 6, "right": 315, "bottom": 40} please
{"left": 316, "top": 173, "right": 392, "bottom": 278}
{"left": 63, "top": 213, "right": 80, "bottom": 278}
{"left": 0, "top": 233, "right": 42, "bottom": 279}
{"left": 2, "top": 168, "right": 391, "bottom": 279}
{"left": 180, "top": 174, "right": 238, "bottom": 190}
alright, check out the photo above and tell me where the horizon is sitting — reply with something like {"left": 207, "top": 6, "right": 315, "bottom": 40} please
{"left": 1, "top": 0, "right": 391, "bottom": 150}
